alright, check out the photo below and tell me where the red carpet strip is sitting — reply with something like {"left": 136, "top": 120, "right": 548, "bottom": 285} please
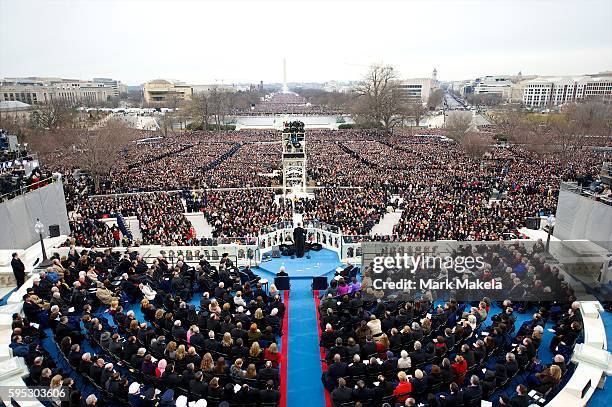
{"left": 280, "top": 289, "right": 290, "bottom": 407}
{"left": 313, "top": 290, "right": 333, "bottom": 407}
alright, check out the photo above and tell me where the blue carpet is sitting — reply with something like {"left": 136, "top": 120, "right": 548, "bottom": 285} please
{"left": 260, "top": 249, "right": 343, "bottom": 406}
{"left": 286, "top": 276, "right": 339, "bottom": 406}
{"left": 259, "top": 249, "right": 342, "bottom": 278}
{"left": 0, "top": 288, "right": 16, "bottom": 306}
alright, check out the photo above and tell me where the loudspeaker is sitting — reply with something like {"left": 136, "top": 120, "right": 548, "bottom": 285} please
{"left": 312, "top": 276, "right": 328, "bottom": 290}
{"left": 280, "top": 244, "right": 294, "bottom": 256}
{"left": 525, "top": 217, "right": 541, "bottom": 230}
{"left": 49, "top": 224, "right": 60, "bottom": 237}
{"left": 271, "top": 246, "right": 281, "bottom": 258}
{"left": 274, "top": 276, "right": 290, "bottom": 290}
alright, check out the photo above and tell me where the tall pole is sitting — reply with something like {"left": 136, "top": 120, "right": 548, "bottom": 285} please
{"left": 39, "top": 233, "right": 49, "bottom": 264}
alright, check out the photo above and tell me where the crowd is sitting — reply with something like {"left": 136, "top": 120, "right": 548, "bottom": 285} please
{"left": 30, "top": 126, "right": 607, "bottom": 245}
{"left": 242, "top": 92, "right": 344, "bottom": 116}
{"left": 1, "top": 130, "right": 50, "bottom": 201}
{"left": 201, "top": 142, "right": 282, "bottom": 189}
{"left": 68, "top": 193, "right": 195, "bottom": 247}
{"left": 201, "top": 191, "right": 292, "bottom": 238}
{"left": 12, "top": 246, "right": 285, "bottom": 406}
{"left": 112, "top": 141, "right": 239, "bottom": 192}
{"left": 316, "top": 241, "right": 581, "bottom": 406}
{"left": 302, "top": 188, "right": 391, "bottom": 236}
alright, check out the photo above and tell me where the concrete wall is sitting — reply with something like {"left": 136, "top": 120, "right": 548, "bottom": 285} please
{"left": 554, "top": 189, "right": 612, "bottom": 250}
{"left": 0, "top": 180, "right": 70, "bottom": 249}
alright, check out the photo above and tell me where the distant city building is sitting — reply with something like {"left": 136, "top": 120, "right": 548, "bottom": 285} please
{"left": 143, "top": 79, "right": 193, "bottom": 104}
{"left": 473, "top": 76, "right": 514, "bottom": 99}
{"left": 0, "top": 100, "right": 31, "bottom": 125}
{"left": 322, "top": 81, "right": 355, "bottom": 93}
{"left": 447, "top": 80, "right": 472, "bottom": 96}
{"left": 93, "top": 78, "right": 128, "bottom": 98}
{"left": 396, "top": 77, "right": 438, "bottom": 104}
{"left": 0, "top": 77, "right": 115, "bottom": 105}
{"left": 522, "top": 75, "right": 612, "bottom": 107}
{"left": 450, "top": 74, "right": 533, "bottom": 103}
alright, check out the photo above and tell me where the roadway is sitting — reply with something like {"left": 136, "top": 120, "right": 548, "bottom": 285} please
{"left": 443, "top": 91, "right": 492, "bottom": 126}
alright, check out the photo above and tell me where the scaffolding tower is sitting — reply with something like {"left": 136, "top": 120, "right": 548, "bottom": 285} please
{"left": 281, "top": 120, "right": 307, "bottom": 198}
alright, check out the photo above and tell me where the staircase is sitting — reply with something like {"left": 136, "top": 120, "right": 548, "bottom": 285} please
{"left": 116, "top": 214, "right": 133, "bottom": 241}
{"left": 185, "top": 212, "right": 213, "bottom": 238}
{"left": 370, "top": 210, "right": 403, "bottom": 237}
{"left": 126, "top": 217, "right": 142, "bottom": 242}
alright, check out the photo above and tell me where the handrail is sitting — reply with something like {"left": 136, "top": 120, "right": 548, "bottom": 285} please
{"left": 560, "top": 181, "right": 612, "bottom": 206}
{"left": 89, "top": 185, "right": 365, "bottom": 198}
{"left": 0, "top": 175, "right": 56, "bottom": 201}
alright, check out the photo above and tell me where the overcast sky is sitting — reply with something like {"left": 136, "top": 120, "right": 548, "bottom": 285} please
{"left": 1, "top": 0, "right": 611, "bottom": 85}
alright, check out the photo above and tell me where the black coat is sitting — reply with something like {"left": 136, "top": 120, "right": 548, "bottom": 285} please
{"left": 11, "top": 258, "right": 25, "bottom": 279}
{"left": 463, "top": 384, "right": 482, "bottom": 402}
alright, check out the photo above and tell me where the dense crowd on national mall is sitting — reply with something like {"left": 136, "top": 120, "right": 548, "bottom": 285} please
{"left": 29, "top": 127, "right": 607, "bottom": 247}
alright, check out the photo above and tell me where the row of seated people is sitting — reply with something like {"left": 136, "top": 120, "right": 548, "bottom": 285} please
{"left": 15, "top": 246, "right": 285, "bottom": 407}
{"left": 316, "top": 290, "right": 580, "bottom": 407}
{"left": 9, "top": 313, "right": 99, "bottom": 407}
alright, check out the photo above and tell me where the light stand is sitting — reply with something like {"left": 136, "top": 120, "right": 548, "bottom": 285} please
{"left": 545, "top": 214, "right": 556, "bottom": 255}
{"left": 34, "top": 218, "right": 52, "bottom": 268}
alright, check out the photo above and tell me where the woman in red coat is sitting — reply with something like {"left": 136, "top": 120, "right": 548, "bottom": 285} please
{"left": 452, "top": 354, "right": 468, "bottom": 385}
{"left": 376, "top": 333, "right": 390, "bottom": 359}
{"left": 393, "top": 371, "right": 413, "bottom": 404}
{"left": 263, "top": 343, "right": 281, "bottom": 368}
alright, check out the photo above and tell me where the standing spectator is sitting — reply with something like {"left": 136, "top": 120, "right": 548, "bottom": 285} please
{"left": 11, "top": 252, "right": 25, "bottom": 288}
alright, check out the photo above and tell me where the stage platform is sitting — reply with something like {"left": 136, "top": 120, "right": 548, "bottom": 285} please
{"left": 255, "top": 248, "right": 344, "bottom": 279}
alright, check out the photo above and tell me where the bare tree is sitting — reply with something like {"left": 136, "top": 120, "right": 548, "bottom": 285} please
{"left": 224, "top": 90, "right": 264, "bottom": 114}
{"left": 407, "top": 103, "right": 427, "bottom": 127}
{"left": 444, "top": 111, "right": 473, "bottom": 141}
{"left": 354, "top": 64, "right": 407, "bottom": 133}
{"left": 187, "top": 92, "right": 212, "bottom": 130}
{"left": 209, "top": 88, "right": 231, "bottom": 133}
{"left": 298, "top": 88, "right": 355, "bottom": 112}
{"left": 166, "top": 93, "right": 183, "bottom": 111}
{"left": 460, "top": 132, "right": 490, "bottom": 160}
{"left": 127, "top": 88, "right": 144, "bottom": 106}
{"left": 494, "top": 104, "right": 523, "bottom": 134}
{"left": 427, "top": 89, "right": 444, "bottom": 110}
{"left": 29, "top": 99, "right": 73, "bottom": 129}
{"left": 466, "top": 93, "right": 502, "bottom": 107}
{"left": 76, "top": 120, "right": 136, "bottom": 191}
{"left": 564, "top": 102, "right": 611, "bottom": 137}
{"left": 159, "top": 112, "right": 174, "bottom": 137}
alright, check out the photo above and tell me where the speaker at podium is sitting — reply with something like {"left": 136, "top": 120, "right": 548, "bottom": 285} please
{"left": 274, "top": 276, "right": 290, "bottom": 290}
{"left": 312, "top": 276, "right": 328, "bottom": 290}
